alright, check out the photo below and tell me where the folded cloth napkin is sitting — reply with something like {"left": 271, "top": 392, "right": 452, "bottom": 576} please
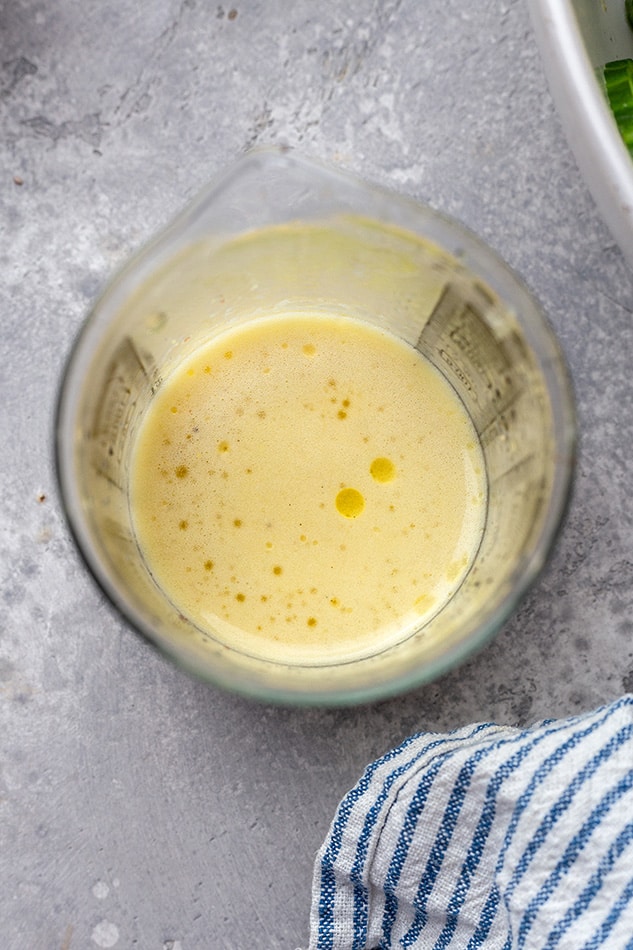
{"left": 308, "top": 696, "right": 633, "bottom": 949}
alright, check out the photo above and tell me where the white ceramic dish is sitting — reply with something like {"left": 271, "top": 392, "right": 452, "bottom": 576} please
{"left": 529, "top": 0, "right": 633, "bottom": 268}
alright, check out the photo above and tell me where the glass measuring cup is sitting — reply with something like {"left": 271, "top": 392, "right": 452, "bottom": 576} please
{"left": 55, "top": 147, "right": 576, "bottom": 705}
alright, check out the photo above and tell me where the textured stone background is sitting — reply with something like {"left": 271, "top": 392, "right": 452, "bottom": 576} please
{"left": 2, "top": 1, "right": 633, "bottom": 947}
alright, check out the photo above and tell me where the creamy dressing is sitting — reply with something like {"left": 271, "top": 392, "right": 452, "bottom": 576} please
{"left": 130, "top": 312, "right": 486, "bottom": 663}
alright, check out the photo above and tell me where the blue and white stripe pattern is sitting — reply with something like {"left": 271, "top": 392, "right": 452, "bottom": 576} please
{"left": 308, "top": 696, "right": 633, "bottom": 949}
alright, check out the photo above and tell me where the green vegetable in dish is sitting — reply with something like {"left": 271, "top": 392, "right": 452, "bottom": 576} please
{"left": 604, "top": 59, "right": 633, "bottom": 155}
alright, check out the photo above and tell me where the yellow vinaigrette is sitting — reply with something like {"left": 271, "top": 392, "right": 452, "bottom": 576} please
{"left": 130, "top": 312, "right": 486, "bottom": 663}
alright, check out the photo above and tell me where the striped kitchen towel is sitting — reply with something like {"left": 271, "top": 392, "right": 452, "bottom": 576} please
{"left": 308, "top": 696, "right": 633, "bottom": 949}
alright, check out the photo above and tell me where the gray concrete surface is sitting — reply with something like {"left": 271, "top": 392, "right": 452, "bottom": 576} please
{"left": 2, "top": 1, "right": 633, "bottom": 948}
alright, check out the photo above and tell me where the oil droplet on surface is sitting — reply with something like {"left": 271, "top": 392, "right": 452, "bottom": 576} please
{"left": 370, "top": 457, "right": 396, "bottom": 482}
{"left": 273, "top": 565, "right": 283, "bottom": 575}
{"left": 175, "top": 465, "right": 189, "bottom": 479}
{"left": 303, "top": 343, "right": 316, "bottom": 356}
{"left": 336, "top": 487, "right": 365, "bottom": 518}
